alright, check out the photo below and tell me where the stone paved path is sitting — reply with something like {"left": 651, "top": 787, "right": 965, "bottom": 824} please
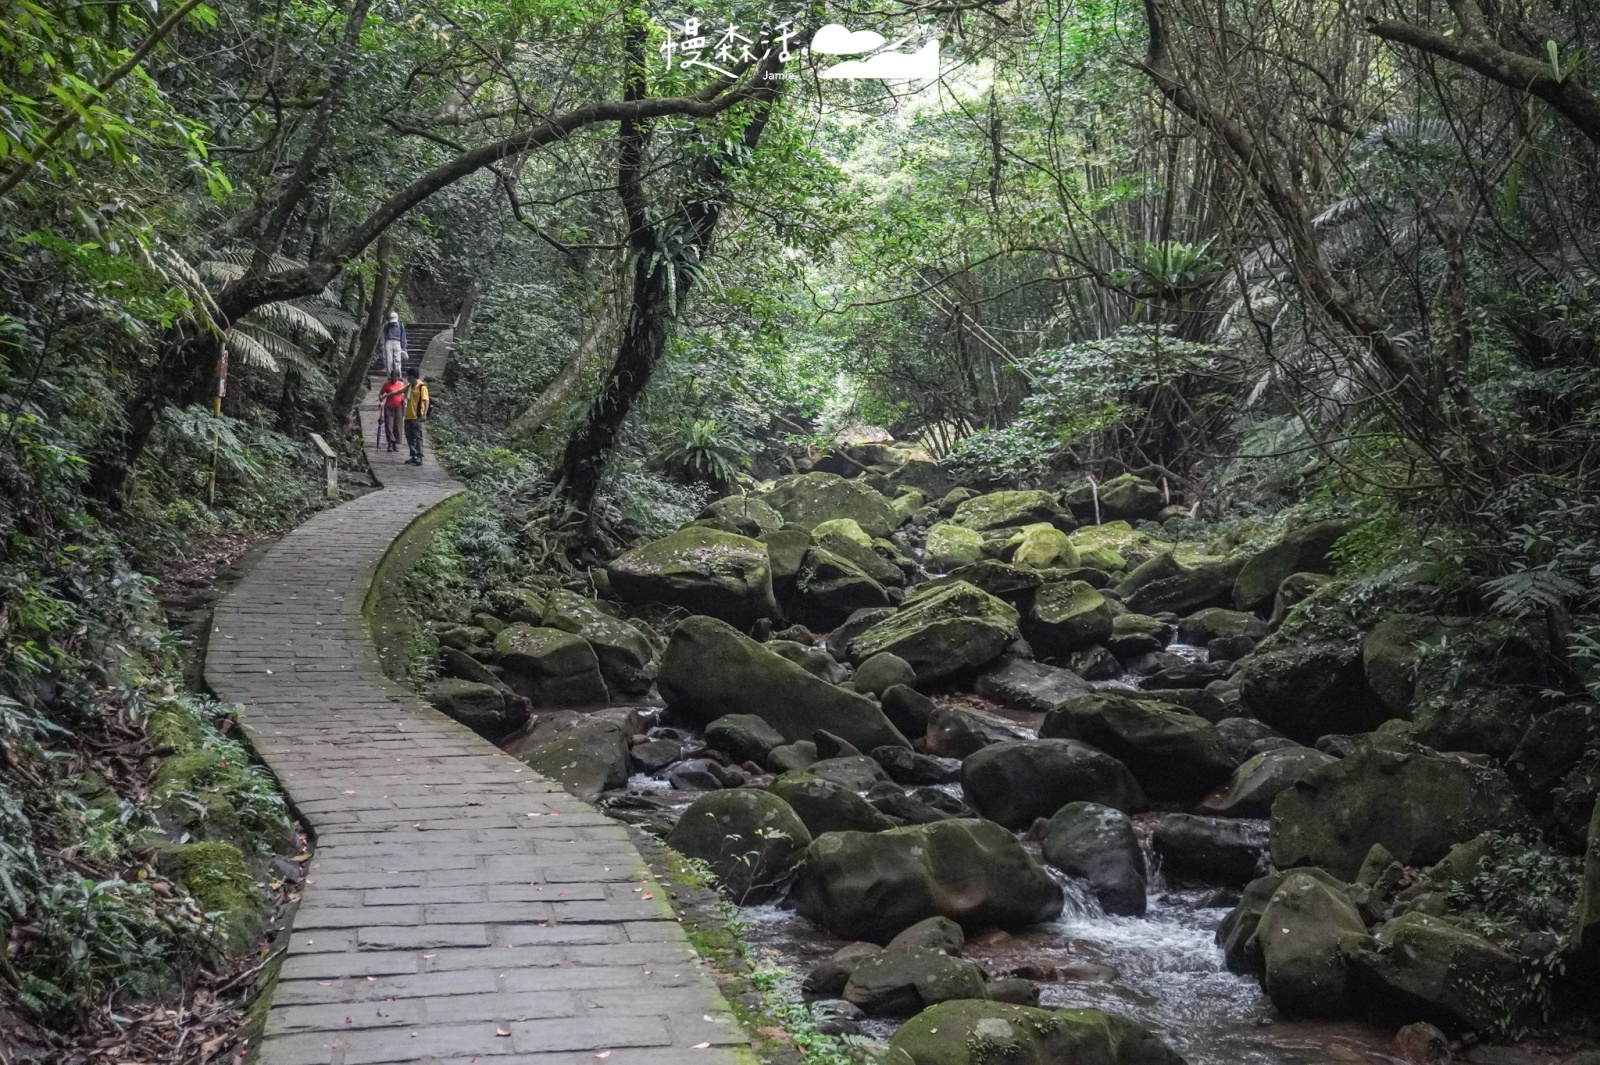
{"left": 208, "top": 355, "right": 746, "bottom": 1065}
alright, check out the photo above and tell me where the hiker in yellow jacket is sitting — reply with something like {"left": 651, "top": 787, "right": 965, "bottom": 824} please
{"left": 403, "top": 370, "right": 429, "bottom": 465}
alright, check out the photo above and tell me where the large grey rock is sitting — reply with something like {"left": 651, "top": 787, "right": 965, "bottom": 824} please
{"left": 1360, "top": 614, "right": 1450, "bottom": 714}
{"left": 1041, "top": 693, "right": 1234, "bottom": 802}
{"left": 1341, "top": 912, "right": 1521, "bottom": 1031}
{"left": 770, "top": 772, "right": 896, "bottom": 834}
{"left": 1256, "top": 872, "right": 1367, "bottom": 1017}
{"left": 847, "top": 582, "right": 1020, "bottom": 682}
{"left": 697, "top": 495, "right": 784, "bottom": 537}
{"left": 1024, "top": 580, "right": 1115, "bottom": 656}
{"left": 503, "top": 715, "right": 629, "bottom": 802}
{"left": 888, "top": 1000, "right": 1185, "bottom": 1065}
{"left": 1234, "top": 520, "right": 1352, "bottom": 613}
{"left": 1216, "top": 867, "right": 1350, "bottom": 976}
{"left": 792, "top": 819, "right": 1064, "bottom": 942}
{"left": 1125, "top": 557, "right": 1244, "bottom": 616}
{"left": 952, "top": 490, "right": 1075, "bottom": 533}
{"left": 666, "top": 789, "right": 812, "bottom": 903}
{"left": 705, "top": 713, "right": 786, "bottom": 763}
{"left": 841, "top": 946, "right": 989, "bottom": 1015}
{"left": 854, "top": 652, "right": 917, "bottom": 696}
{"left": 974, "top": 656, "right": 1092, "bottom": 712}
{"left": 1041, "top": 802, "right": 1147, "bottom": 916}
{"left": 1199, "top": 747, "right": 1337, "bottom": 818}
{"left": 493, "top": 625, "right": 609, "bottom": 706}
{"left": 797, "top": 547, "right": 891, "bottom": 613}
{"left": 961, "top": 739, "right": 1144, "bottom": 828}
{"left": 1152, "top": 813, "right": 1268, "bottom": 885}
{"left": 607, "top": 526, "right": 779, "bottom": 626}
{"left": 659, "top": 616, "right": 908, "bottom": 753}
{"left": 923, "top": 705, "right": 1025, "bottom": 759}
{"left": 1270, "top": 744, "right": 1527, "bottom": 880}
{"left": 1237, "top": 641, "right": 1389, "bottom": 744}
{"left": 541, "top": 589, "right": 657, "bottom": 694}
{"left": 425, "top": 678, "right": 524, "bottom": 742}
{"left": 763, "top": 472, "right": 899, "bottom": 538}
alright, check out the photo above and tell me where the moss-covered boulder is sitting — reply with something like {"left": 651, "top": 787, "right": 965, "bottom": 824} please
{"left": 1178, "top": 608, "right": 1270, "bottom": 647}
{"left": 492, "top": 624, "right": 609, "bottom": 706}
{"left": 705, "top": 713, "right": 786, "bottom": 762}
{"left": 1199, "top": 747, "right": 1336, "bottom": 818}
{"left": 1024, "top": 580, "right": 1115, "bottom": 656}
{"left": 1216, "top": 866, "right": 1352, "bottom": 975}
{"left": 843, "top": 947, "right": 989, "bottom": 1016}
{"left": 666, "top": 789, "right": 812, "bottom": 903}
{"left": 1040, "top": 693, "right": 1233, "bottom": 802}
{"left": 1067, "top": 523, "right": 1140, "bottom": 571}
{"left": 812, "top": 524, "right": 905, "bottom": 587}
{"left": 792, "top": 819, "right": 1064, "bottom": 942}
{"left": 1237, "top": 641, "right": 1389, "bottom": 744}
{"left": 697, "top": 495, "right": 784, "bottom": 537}
{"left": 770, "top": 771, "right": 895, "bottom": 835}
{"left": 846, "top": 582, "right": 1019, "bottom": 683}
{"left": 1098, "top": 473, "right": 1166, "bottom": 522}
{"left": 924, "top": 522, "right": 985, "bottom": 572}
{"left": 150, "top": 750, "right": 294, "bottom": 854}
{"left": 759, "top": 525, "right": 811, "bottom": 596}
{"left": 1124, "top": 557, "right": 1244, "bottom": 616}
{"left": 762, "top": 472, "right": 899, "bottom": 538}
{"left": 607, "top": 527, "right": 779, "bottom": 626}
{"left": 961, "top": 739, "right": 1144, "bottom": 828}
{"left": 658, "top": 616, "right": 909, "bottom": 752}
{"left": 1011, "top": 525, "right": 1079, "bottom": 570}
{"left": 1041, "top": 802, "right": 1147, "bottom": 916}
{"left": 812, "top": 517, "right": 873, "bottom": 546}
{"left": 541, "top": 589, "right": 657, "bottom": 694}
{"left": 844, "top": 946, "right": 992, "bottom": 1010}
{"left": 797, "top": 547, "right": 891, "bottom": 613}
{"left": 928, "top": 560, "right": 1043, "bottom": 603}
{"left": 503, "top": 715, "right": 630, "bottom": 802}
{"left": 952, "top": 490, "right": 1075, "bottom": 533}
{"left": 154, "top": 842, "right": 267, "bottom": 952}
{"left": 888, "top": 1000, "right": 1186, "bottom": 1065}
{"left": 1256, "top": 872, "right": 1367, "bottom": 1018}
{"left": 425, "top": 678, "right": 524, "bottom": 741}
{"left": 1234, "top": 520, "right": 1352, "bottom": 613}
{"left": 1271, "top": 745, "right": 1527, "bottom": 880}
{"left": 1341, "top": 912, "right": 1521, "bottom": 1031}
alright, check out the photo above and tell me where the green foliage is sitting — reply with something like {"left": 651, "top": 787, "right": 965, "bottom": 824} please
{"left": 16, "top": 875, "right": 217, "bottom": 1019}
{"left": 657, "top": 418, "right": 748, "bottom": 491}
{"left": 945, "top": 327, "right": 1225, "bottom": 482}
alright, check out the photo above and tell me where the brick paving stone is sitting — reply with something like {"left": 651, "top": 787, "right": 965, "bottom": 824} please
{"left": 208, "top": 358, "right": 746, "bottom": 1065}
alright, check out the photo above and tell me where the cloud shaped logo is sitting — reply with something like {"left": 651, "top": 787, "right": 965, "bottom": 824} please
{"left": 819, "top": 37, "right": 939, "bottom": 80}
{"left": 811, "top": 23, "right": 887, "bottom": 55}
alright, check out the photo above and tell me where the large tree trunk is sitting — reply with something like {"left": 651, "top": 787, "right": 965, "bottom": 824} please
{"left": 330, "top": 234, "right": 396, "bottom": 429}
{"left": 556, "top": 31, "right": 779, "bottom": 524}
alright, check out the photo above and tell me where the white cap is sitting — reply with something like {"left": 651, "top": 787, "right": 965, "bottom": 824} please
{"left": 388, "top": 311, "right": 399, "bottom": 321}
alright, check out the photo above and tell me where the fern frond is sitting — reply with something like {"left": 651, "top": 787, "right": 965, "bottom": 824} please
{"left": 1483, "top": 568, "right": 1582, "bottom": 618}
{"left": 247, "top": 301, "right": 333, "bottom": 342}
{"left": 223, "top": 329, "right": 279, "bottom": 372}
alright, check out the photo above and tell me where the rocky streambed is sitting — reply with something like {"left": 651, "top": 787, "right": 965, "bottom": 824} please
{"left": 416, "top": 470, "right": 1600, "bottom": 1065}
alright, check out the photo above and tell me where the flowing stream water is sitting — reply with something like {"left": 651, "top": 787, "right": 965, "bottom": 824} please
{"left": 737, "top": 852, "right": 1407, "bottom": 1065}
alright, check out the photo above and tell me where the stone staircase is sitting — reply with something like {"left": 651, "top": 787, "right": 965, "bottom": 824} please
{"left": 368, "top": 320, "right": 453, "bottom": 377}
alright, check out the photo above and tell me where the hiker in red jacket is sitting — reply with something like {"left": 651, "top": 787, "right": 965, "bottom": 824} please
{"left": 378, "top": 373, "right": 406, "bottom": 452}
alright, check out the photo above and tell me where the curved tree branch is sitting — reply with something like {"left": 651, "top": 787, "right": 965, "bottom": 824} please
{"left": 1366, "top": 1, "right": 1600, "bottom": 146}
